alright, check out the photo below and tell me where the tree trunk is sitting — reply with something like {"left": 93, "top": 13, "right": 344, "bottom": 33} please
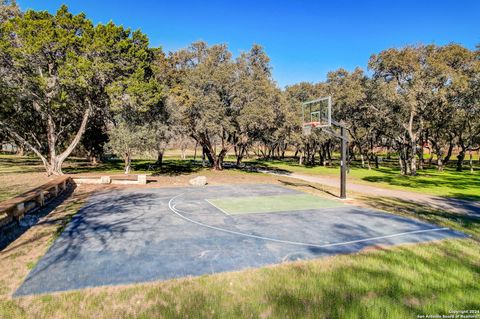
{"left": 469, "top": 149, "right": 474, "bottom": 173}
{"left": 305, "top": 143, "right": 310, "bottom": 164}
{"left": 318, "top": 150, "right": 324, "bottom": 166}
{"left": 236, "top": 146, "right": 245, "bottom": 166}
{"left": 432, "top": 142, "right": 443, "bottom": 171}
{"left": 236, "top": 154, "right": 243, "bottom": 166}
{"left": 200, "top": 137, "right": 227, "bottom": 170}
{"left": 410, "top": 140, "right": 417, "bottom": 176}
{"left": 203, "top": 146, "right": 214, "bottom": 167}
{"left": 281, "top": 144, "right": 286, "bottom": 159}
{"left": 124, "top": 153, "right": 131, "bottom": 174}
{"left": 156, "top": 151, "right": 164, "bottom": 167}
{"left": 233, "top": 145, "right": 238, "bottom": 159}
{"left": 437, "top": 155, "right": 444, "bottom": 172}
{"left": 52, "top": 107, "right": 91, "bottom": 175}
{"left": 213, "top": 149, "right": 227, "bottom": 170}
{"left": 427, "top": 152, "right": 433, "bottom": 167}
{"left": 456, "top": 147, "right": 466, "bottom": 172}
{"left": 398, "top": 152, "right": 405, "bottom": 174}
{"left": 193, "top": 141, "right": 198, "bottom": 162}
{"left": 404, "top": 148, "right": 411, "bottom": 175}
{"left": 418, "top": 143, "right": 424, "bottom": 170}
{"left": 309, "top": 144, "right": 316, "bottom": 165}
{"left": 321, "top": 146, "right": 327, "bottom": 167}
{"left": 326, "top": 142, "right": 332, "bottom": 165}
{"left": 443, "top": 142, "right": 454, "bottom": 165}
{"left": 399, "top": 144, "right": 410, "bottom": 175}
{"left": 45, "top": 157, "right": 63, "bottom": 176}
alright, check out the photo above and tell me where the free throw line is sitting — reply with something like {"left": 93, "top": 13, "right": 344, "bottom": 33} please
{"left": 204, "top": 199, "right": 230, "bottom": 215}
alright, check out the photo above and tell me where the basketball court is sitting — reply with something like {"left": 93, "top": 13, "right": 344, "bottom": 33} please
{"left": 15, "top": 184, "right": 465, "bottom": 296}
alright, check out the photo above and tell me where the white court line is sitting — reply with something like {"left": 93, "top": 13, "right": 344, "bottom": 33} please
{"left": 204, "top": 199, "right": 230, "bottom": 215}
{"left": 168, "top": 193, "right": 451, "bottom": 249}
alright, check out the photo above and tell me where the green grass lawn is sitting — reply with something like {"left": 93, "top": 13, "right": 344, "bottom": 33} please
{"left": 249, "top": 158, "right": 480, "bottom": 201}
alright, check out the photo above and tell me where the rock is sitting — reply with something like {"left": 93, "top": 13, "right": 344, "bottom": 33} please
{"left": 189, "top": 176, "right": 207, "bottom": 186}
{"left": 100, "top": 176, "right": 111, "bottom": 184}
{"left": 137, "top": 174, "right": 147, "bottom": 185}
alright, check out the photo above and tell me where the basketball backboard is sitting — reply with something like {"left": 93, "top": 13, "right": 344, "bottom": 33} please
{"left": 302, "top": 96, "right": 331, "bottom": 135}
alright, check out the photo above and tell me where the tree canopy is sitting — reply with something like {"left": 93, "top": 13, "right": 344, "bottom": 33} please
{"left": 1, "top": 4, "right": 479, "bottom": 175}
{"left": 0, "top": 5, "right": 161, "bottom": 174}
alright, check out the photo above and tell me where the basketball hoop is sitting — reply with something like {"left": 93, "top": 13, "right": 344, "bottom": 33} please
{"left": 302, "top": 121, "right": 321, "bottom": 135}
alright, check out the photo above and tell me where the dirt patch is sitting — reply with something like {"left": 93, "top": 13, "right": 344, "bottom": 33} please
{"left": 75, "top": 170, "right": 344, "bottom": 202}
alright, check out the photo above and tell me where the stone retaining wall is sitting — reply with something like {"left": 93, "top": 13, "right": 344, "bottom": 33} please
{"left": 72, "top": 174, "right": 147, "bottom": 185}
{"left": 0, "top": 174, "right": 148, "bottom": 229}
{"left": 0, "top": 176, "right": 72, "bottom": 227}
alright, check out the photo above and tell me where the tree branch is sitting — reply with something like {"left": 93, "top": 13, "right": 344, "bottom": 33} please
{"left": 0, "top": 120, "right": 49, "bottom": 168}
{"left": 58, "top": 103, "right": 92, "bottom": 163}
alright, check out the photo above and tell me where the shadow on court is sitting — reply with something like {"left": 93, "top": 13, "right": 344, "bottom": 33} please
{"left": 0, "top": 186, "right": 76, "bottom": 251}
{"left": 15, "top": 184, "right": 466, "bottom": 296}
{"left": 278, "top": 179, "right": 338, "bottom": 198}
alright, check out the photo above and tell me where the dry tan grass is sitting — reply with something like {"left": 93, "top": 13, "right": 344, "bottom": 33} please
{"left": 0, "top": 173, "right": 53, "bottom": 202}
{"left": 3, "top": 239, "right": 477, "bottom": 319}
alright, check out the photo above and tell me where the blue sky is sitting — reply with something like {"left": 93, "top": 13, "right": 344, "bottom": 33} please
{"left": 16, "top": 0, "right": 480, "bottom": 87}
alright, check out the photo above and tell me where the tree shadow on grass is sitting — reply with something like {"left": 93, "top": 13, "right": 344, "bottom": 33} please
{"left": 264, "top": 239, "right": 479, "bottom": 318}
{"left": 234, "top": 160, "right": 292, "bottom": 175}
{"left": 361, "top": 167, "right": 480, "bottom": 194}
{"left": 362, "top": 174, "right": 444, "bottom": 189}
{"left": 447, "top": 193, "right": 480, "bottom": 202}
{"left": 64, "top": 159, "right": 203, "bottom": 177}
{"left": 141, "top": 160, "right": 203, "bottom": 176}
{"left": 360, "top": 196, "right": 480, "bottom": 240}
{"left": 0, "top": 156, "right": 46, "bottom": 174}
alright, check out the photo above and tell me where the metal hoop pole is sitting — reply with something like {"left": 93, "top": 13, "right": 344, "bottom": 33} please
{"left": 340, "top": 126, "right": 347, "bottom": 199}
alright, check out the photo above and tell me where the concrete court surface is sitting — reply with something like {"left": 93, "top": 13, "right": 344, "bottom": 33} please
{"left": 15, "top": 184, "right": 465, "bottom": 296}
